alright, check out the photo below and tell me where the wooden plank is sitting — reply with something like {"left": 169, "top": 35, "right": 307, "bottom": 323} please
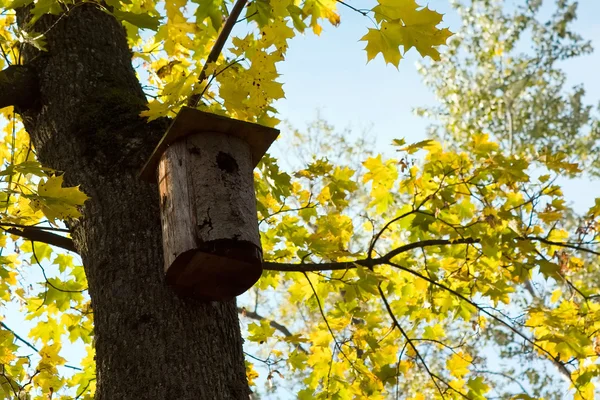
{"left": 158, "top": 132, "right": 263, "bottom": 300}
{"left": 157, "top": 140, "right": 197, "bottom": 273}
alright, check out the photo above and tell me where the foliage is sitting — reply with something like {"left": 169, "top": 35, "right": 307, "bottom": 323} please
{"left": 253, "top": 126, "right": 600, "bottom": 399}
{"left": 411, "top": 0, "right": 600, "bottom": 397}
{"left": 0, "top": 0, "right": 598, "bottom": 399}
{"left": 415, "top": 0, "right": 600, "bottom": 174}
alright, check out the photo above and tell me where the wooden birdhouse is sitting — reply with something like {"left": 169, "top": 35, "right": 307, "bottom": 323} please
{"left": 140, "top": 107, "right": 279, "bottom": 301}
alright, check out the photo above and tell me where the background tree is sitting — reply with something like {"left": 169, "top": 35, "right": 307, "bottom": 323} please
{"left": 416, "top": 0, "right": 599, "bottom": 172}
{"left": 0, "top": 0, "right": 600, "bottom": 400}
{"left": 415, "top": 1, "right": 600, "bottom": 398}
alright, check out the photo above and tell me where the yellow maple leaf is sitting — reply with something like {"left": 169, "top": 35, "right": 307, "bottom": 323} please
{"left": 303, "top": 0, "right": 340, "bottom": 35}
{"left": 372, "top": 0, "right": 421, "bottom": 23}
{"left": 446, "top": 351, "right": 472, "bottom": 378}
{"left": 387, "top": 20, "right": 452, "bottom": 60}
{"left": 38, "top": 343, "right": 67, "bottom": 370}
{"left": 262, "top": 19, "right": 295, "bottom": 50}
{"left": 367, "top": 0, "right": 452, "bottom": 63}
{"left": 29, "top": 175, "right": 89, "bottom": 224}
{"left": 360, "top": 28, "right": 402, "bottom": 66}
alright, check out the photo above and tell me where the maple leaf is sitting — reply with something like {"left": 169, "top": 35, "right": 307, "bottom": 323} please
{"left": 386, "top": 20, "right": 453, "bottom": 60}
{"left": 302, "top": 0, "right": 340, "bottom": 35}
{"left": 367, "top": 0, "right": 452, "bottom": 63}
{"left": 446, "top": 351, "right": 472, "bottom": 378}
{"left": 28, "top": 175, "right": 89, "bottom": 224}
{"left": 38, "top": 343, "right": 66, "bottom": 370}
{"left": 467, "top": 376, "right": 490, "bottom": 398}
{"left": 113, "top": 10, "right": 161, "bottom": 31}
{"left": 193, "top": 0, "right": 224, "bottom": 29}
{"left": 372, "top": 0, "right": 421, "bottom": 23}
{"left": 261, "top": 19, "right": 295, "bottom": 50}
{"left": 360, "top": 28, "right": 402, "bottom": 66}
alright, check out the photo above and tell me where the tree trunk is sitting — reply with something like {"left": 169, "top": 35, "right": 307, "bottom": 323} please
{"left": 16, "top": 5, "right": 249, "bottom": 399}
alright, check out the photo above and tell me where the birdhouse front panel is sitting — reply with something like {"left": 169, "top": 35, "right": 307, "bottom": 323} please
{"left": 157, "top": 132, "right": 263, "bottom": 300}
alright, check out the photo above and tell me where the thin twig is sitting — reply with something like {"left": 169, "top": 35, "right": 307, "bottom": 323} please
{"left": 378, "top": 284, "right": 455, "bottom": 399}
{"left": 237, "top": 307, "right": 308, "bottom": 353}
{"left": 74, "top": 378, "right": 95, "bottom": 399}
{"left": 523, "top": 236, "right": 600, "bottom": 257}
{"left": 259, "top": 198, "right": 316, "bottom": 226}
{"left": 368, "top": 209, "right": 419, "bottom": 258}
{"left": 473, "top": 369, "right": 531, "bottom": 396}
{"left": 31, "top": 240, "right": 86, "bottom": 293}
{"left": 187, "top": 0, "right": 248, "bottom": 107}
{"left": 0, "top": 321, "right": 38, "bottom": 352}
{"left": 384, "top": 260, "right": 575, "bottom": 384}
{"left": 0, "top": 321, "right": 83, "bottom": 371}
{"left": 303, "top": 272, "right": 358, "bottom": 371}
{"left": 335, "top": 0, "right": 368, "bottom": 16}
{"left": 196, "top": 58, "right": 244, "bottom": 104}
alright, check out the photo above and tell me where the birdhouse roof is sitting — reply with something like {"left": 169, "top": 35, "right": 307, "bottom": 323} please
{"left": 140, "top": 107, "right": 280, "bottom": 182}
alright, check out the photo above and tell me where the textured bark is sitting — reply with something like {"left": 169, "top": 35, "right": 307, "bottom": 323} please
{"left": 16, "top": 5, "right": 249, "bottom": 399}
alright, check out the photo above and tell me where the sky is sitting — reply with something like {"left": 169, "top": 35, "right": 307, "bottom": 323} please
{"left": 275, "top": 0, "right": 455, "bottom": 143}
{"left": 272, "top": 0, "right": 600, "bottom": 213}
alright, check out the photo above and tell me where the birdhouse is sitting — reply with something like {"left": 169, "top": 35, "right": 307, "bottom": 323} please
{"left": 140, "top": 107, "right": 279, "bottom": 301}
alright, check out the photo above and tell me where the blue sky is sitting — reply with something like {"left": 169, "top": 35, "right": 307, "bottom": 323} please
{"left": 273, "top": 0, "right": 600, "bottom": 212}
{"left": 275, "top": 0, "right": 455, "bottom": 143}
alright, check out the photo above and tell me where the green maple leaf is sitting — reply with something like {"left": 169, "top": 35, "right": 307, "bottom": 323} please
{"left": 193, "top": 0, "right": 224, "bottom": 30}
{"left": 467, "top": 376, "right": 490, "bottom": 399}
{"left": 30, "top": 0, "right": 62, "bottom": 24}
{"left": 7, "top": 0, "right": 32, "bottom": 9}
{"left": 247, "top": 320, "right": 276, "bottom": 343}
{"left": 54, "top": 254, "right": 74, "bottom": 273}
{"left": 113, "top": 10, "right": 161, "bottom": 31}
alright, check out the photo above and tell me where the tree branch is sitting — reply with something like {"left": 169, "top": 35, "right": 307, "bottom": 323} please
{"left": 263, "top": 238, "right": 479, "bottom": 272}
{"left": 0, "top": 222, "right": 70, "bottom": 232}
{"left": 237, "top": 307, "right": 294, "bottom": 337}
{"left": 0, "top": 321, "right": 82, "bottom": 371}
{"left": 4, "top": 227, "right": 77, "bottom": 253}
{"left": 523, "top": 236, "right": 600, "bottom": 257}
{"left": 187, "top": 0, "right": 248, "bottom": 108}
{"left": 237, "top": 307, "right": 307, "bottom": 353}
{"left": 0, "top": 65, "right": 38, "bottom": 109}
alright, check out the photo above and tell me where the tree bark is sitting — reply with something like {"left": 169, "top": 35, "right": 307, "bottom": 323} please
{"left": 16, "top": 5, "right": 249, "bottom": 399}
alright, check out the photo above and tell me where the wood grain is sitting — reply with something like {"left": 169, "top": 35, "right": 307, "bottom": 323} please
{"left": 157, "top": 132, "right": 263, "bottom": 300}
